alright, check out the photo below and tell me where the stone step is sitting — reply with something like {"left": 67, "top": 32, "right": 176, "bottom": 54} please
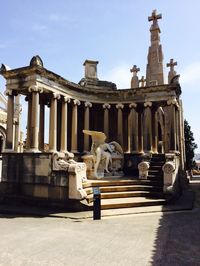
{"left": 86, "top": 197, "right": 166, "bottom": 209}
{"left": 86, "top": 190, "right": 164, "bottom": 202}
{"left": 150, "top": 162, "right": 165, "bottom": 166}
{"left": 149, "top": 165, "right": 163, "bottom": 170}
{"left": 83, "top": 179, "right": 160, "bottom": 189}
{"left": 85, "top": 184, "right": 163, "bottom": 195}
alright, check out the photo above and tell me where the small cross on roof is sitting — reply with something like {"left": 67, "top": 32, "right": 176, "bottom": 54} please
{"left": 130, "top": 65, "right": 140, "bottom": 74}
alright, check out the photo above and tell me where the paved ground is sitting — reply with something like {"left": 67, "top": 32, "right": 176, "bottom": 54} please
{"left": 0, "top": 178, "right": 200, "bottom": 266}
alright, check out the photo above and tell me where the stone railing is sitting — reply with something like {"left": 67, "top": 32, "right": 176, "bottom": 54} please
{"left": 52, "top": 152, "right": 87, "bottom": 200}
{"left": 138, "top": 161, "right": 150, "bottom": 179}
{"left": 162, "top": 153, "right": 180, "bottom": 194}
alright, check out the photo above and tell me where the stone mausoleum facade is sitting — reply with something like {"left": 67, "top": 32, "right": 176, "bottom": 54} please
{"left": 0, "top": 10, "right": 187, "bottom": 210}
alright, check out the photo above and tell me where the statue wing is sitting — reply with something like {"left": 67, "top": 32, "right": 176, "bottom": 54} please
{"left": 109, "top": 141, "right": 123, "bottom": 154}
{"left": 83, "top": 130, "right": 106, "bottom": 143}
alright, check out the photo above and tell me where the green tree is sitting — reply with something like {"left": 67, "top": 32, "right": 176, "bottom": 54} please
{"left": 184, "top": 119, "right": 198, "bottom": 170}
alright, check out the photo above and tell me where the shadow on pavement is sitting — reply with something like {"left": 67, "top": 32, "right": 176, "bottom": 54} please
{"left": 149, "top": 178, "right": 200, "bottom": 265}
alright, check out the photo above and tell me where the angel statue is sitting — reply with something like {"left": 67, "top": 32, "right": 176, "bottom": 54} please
{"left": 83, "top": 130, "right": 123, "bottom": 179}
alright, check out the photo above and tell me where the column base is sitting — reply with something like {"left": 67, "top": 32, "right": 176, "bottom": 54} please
{"left": 26, "top": 148, "right": 41, "bottom": 153}
{"left": 70, "top": 150, "right": 79, "bottom": 154}
{"left": 3, "top": 149, "right": 14, "bottom": 153}
{"left": 48, "top": 149, "right": 58, "bottom": 153}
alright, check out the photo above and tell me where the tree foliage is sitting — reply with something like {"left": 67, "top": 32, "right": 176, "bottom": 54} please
{"left": 184, "top": 119, "right": 198, "bottom": 170}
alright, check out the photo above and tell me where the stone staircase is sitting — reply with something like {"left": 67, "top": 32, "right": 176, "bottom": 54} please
{"left": 82, "top": 154, "right": 166, "bottom": 210}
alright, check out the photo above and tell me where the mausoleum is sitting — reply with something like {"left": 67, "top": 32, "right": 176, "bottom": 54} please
{"left": 0, "top": 10, "right": 188, "bottom": 210}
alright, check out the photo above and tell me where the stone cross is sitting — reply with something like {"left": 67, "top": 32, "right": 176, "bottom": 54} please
{"left": 139, "top": 76, "right": 146, "bottom": 87}
{"left": 166, "top": 58, "right": 177, "bottom": 72}
{"left": 166, "top": 59, "right": 177, "bottom": 84}
{"left": 148, "top": 10, "right": 162, "bottom": 24}
{"left": 130, "top": 65, "right": 140, "bottom": 76}
{"left": 130, "top": 65, "right": 140, "bottom": 88}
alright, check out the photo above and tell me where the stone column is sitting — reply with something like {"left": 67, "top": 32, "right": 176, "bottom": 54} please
{"left": 116, "top": 103, "right": 124, "bottom": 146}
{"left": 14, "top": 95, "right": 21, "bottom": 152}
{"left": 138, "top": 110, "right": 143, "bottom": 153}
{"left": 25, "top": 95, "right": 32, "bottom": 150}
{"left": 71, "top": 99, "right": 80, "bottom": 153}
{"left": 28, "top": 86, "right": 43, "bottom": 152}
{"left": 143, "top": 101, "right": 153, "bottom": 153}
{"left": 49, "top": 92, "right": 60, "bottom": 152}
{"left": 5, "top": 89, "right": 14, "bottom": 150}
{"left": 103, "top": 103, "right": 111, "bottom": 140}
{"left": 39, "top": 99, "right": 45, "bottom": 151}
{"left": 152, "top": 109, "right": 158, "bottom": 153}
{"left": 128, "top": 103, "right": 138, "bottom": 153}
{"left": 84, "top": 101, "right": 92, "bottom": 152}
{"left": 167, "top": 97, "right": 177, "bottom": 152}
{"left": 60, "top": 96, "right": 71, "bottom": 152}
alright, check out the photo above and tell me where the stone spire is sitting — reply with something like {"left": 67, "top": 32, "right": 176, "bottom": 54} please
{"left": 130, "top": 65, "right": 140, "bottom": 88}
{"left": 166, "top": 58, "right": 177, "bottom": 84}
{"left": 146, "top": 10, "right": 164, "bottom": 86}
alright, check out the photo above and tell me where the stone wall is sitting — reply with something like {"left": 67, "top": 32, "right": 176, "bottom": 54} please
{"left": 1, "top": 153, "right": 70, "bottom": 203}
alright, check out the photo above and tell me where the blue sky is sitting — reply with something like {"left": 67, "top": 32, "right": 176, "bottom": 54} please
{"left": 0, "top": 0, "right": 199, "bottom": 152}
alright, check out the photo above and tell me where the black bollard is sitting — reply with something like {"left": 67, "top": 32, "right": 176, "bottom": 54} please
{"left": 93, "top": 187, "right": 101, "bottom": 220}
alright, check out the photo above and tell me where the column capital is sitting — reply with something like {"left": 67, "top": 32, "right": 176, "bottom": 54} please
{"left": 4, "top": 89, "right": 13, "bottom": 96}
{"left": 167, "top": 97, "right": 178, "bottom": 106}
{"left": 73, "top": 99, "right": 81, "bottom": 106}
{"left": 129, "top": 102, "right": 137, "bottom": 109}
{"left": 52, "top": 92, "right": 61, "bottom": 100}
{"left": 103, "top": 103, "right": 111, "bottom": 109}
{"left": 144, "top": 101, "right": 152, "bottom": 107}
{"left": 116, "top": 103, "right": 124, "bottom": 109}
{"left": 84, "top": 101, "right": 92, "bottom": 108}
{"left": 63, "top": 96, "right": 71, "bottom": 103}
{"left": 28, "top": 85, "right": 43, "bottom": 93}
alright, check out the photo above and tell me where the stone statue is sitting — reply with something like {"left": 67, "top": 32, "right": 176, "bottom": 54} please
{"left": 83, "top": 130, "right": 124, "bottom": 179}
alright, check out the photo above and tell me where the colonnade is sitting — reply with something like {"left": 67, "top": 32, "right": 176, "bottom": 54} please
{"left": 4, "top": 87, "right": 182, "bottom": 155}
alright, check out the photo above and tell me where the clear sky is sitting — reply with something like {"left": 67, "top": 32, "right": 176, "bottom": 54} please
{"left": 0, "top": 0, "right": 199, "bottom": 152}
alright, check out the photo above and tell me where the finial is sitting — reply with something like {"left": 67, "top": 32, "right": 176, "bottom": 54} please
{"left": 139, "top": 76, "right": 146, "bottom": 87}
{"left": 0, "top": 64, "right": 11, "bottom": 72}
{"left": 30, "top": 55, "right": 43, "bottom": 67}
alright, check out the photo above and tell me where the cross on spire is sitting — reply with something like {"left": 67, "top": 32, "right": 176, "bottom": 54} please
{"left": 148, "top": 9, "right": 162, "bottom": 24}
{"left": 139, "top": 76, "right": 146, "bottom": 87}
{"left": 166, "top": 58, "right": 177, "bottom": 71}
{"left": 130, "top": 65, "right": 140, "bottom": 74}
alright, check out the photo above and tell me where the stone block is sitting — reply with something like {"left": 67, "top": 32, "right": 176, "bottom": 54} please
{"left": 35, "top": 158, "right": 51, "bottom": 176}
{"left": 21, "top": 184, "right": 34, "bottom": 197}
{"left": 34, "top": 185, "right": 48, "bottom": 198}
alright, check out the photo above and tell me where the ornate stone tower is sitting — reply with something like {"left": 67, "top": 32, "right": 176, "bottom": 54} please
{"left": 146, "top": 10, "right": 164, "bottom": 86}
